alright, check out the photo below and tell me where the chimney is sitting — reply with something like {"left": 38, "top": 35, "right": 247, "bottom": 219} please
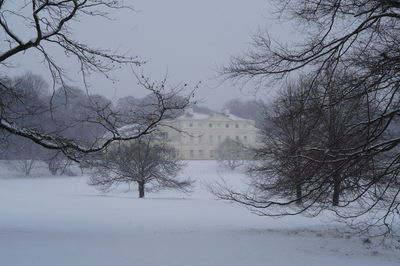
{"left": 185, "top": 106, "right": 194, "bottom": 116}
{"left": 223, "top": 108, "right": 230, "bottom": 116}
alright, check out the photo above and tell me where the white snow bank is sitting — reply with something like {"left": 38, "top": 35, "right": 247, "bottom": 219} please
{"left": 0, "top": 160, "right": 398, "bottom": 266}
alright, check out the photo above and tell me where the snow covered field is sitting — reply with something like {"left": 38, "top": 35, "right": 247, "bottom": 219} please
{"left": 0, "top": 160, "right": 399, "bottom": 266}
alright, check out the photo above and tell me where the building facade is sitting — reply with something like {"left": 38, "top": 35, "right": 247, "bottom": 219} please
{"left": 160, "top": 107, "right": 259, "bottom": 160}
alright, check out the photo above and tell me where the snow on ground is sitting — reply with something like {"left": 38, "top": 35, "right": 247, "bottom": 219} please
{"left": 0, "top": 160, "right": 399, "bottom": 266}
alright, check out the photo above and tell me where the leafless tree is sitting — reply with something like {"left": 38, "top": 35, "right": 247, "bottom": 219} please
{"left": 89, "top": 137, "right": 193, "bottom": 198}
{"left": 216, "top": 138, "right": 251, "bottom": 170}
{"left": 0, "top": 1, "right": 193, "bottom": 161}
{"left": 18, "top": 159, "right": 36, "bottom": 176}
{"left": 224, "top": 0, "right": 400, "bottom": 159}
{"left": 246, "top": 78, "right": 320, "bottom": 205}
{"left": 14, "top": 137, "right": 48, "bottom": 176}
{"left": 217, "top": 66, "right": 399, "bottom": 235}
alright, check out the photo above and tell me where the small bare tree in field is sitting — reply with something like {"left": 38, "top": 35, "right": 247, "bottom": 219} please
{"left": 89, "top": 137, "right": 193, "bottom": 198}
{"left": 216, "top": 138, "right": 250, "bottom": 170}
{"left": 18, "top": 160, "right": 36, "bottom": 176}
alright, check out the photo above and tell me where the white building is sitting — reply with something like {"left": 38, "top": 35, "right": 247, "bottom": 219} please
{"left": 159, "top": 107, "right": 259, "bottom": 160}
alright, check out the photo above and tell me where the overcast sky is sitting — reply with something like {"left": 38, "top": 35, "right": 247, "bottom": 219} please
{"left": 9, "top": 1, "right": 292, "bottom": 109}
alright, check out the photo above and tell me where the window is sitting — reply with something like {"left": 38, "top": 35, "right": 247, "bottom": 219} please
{"left": 209, "top": 123, "right": 212, "bottom": 127}
{"left": 244, "top": 136, "right": 248, "bottom": 142}
{"left": 210, "top": 150, "right": 214, "bottom": 158}
{"left": 189, "top": 123, "right": 193, "bottom": 127}
{"left": 161, "top": 132, "right": 168, "bottom": 140}
{"left": 235, "top": 124, "right": 239, "bottom": 128}
{"left": 225, "top": 124, "right": 229, "bottom": 128}
{"left": 190, "top": 150, "right": 194, "bottom": 158}
{"left": 218, "top": 135, "right": 221, "bottom": 142}
{"left": 199, "top": 150, "right": 203, "bottom": 157}
{"left": 209, "top": 135, "right": 213, "bottom": 143}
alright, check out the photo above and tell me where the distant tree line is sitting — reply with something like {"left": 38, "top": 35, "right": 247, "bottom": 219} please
{"left": 0, "top": 72, "right": 190, "bottom": 175}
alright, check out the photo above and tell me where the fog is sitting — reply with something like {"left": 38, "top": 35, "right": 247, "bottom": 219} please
{"left": 4, "top": 0, "right": 289, "bottom": 109}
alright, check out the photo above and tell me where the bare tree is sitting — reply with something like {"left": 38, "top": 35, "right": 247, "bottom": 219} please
{"left": 216, "top": 67, "right": 399, "bottom": 235}
{"left": 224, "top": 0, "right": 400, "bottom": 160}
{"left": 247, "top": 78, "right": 320, "bottom": 205}
{"left": 220, "top": 0, "right": 400, "bottom": 236}
{"left": 89, "top": 137, "right": 193, "bottom": 198}
{"left": 0, "top": 73, "right": 49, "bottom": 174}
{"left": 216, "top": 138, "right": 250, "bottom": 170}
{"left": 0, "top": 1, "right": 193, "bottom": 161}
{"left": 18, "top": 159, "right": 36, "bottom": 176}
{"left": 14, "top": 137, "right": 48, "bottom": 176}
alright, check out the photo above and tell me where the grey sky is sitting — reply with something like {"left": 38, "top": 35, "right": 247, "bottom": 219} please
{"left": 9, "top": 1, "right": 288, "bottom": 109}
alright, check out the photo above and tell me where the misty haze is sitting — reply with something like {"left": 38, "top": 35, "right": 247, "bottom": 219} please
{"left": 0, "top": 1, "right": 399, "bottom": 266}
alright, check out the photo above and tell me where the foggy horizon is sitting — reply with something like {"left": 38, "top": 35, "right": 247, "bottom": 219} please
{"left": 4, "top": 0, "right": 283, "bottom": 109}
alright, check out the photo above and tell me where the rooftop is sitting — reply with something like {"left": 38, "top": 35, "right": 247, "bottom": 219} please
{"left": 175, "top": 107, "right": 251, "bottom": 122}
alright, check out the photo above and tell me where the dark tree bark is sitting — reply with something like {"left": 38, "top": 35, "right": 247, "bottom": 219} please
{"left": 332, "top": 172, "right": 341, "bottom": 207}
{"left": 295, "top": 183, "right": 302, "bottom": 205}
{"left": 138, "top": 182, "right": 145, "bottom": 198}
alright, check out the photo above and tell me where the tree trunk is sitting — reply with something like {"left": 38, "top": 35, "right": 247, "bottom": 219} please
{"left": 48, "top": 160, "right": 58, "bottom": 175}
{"left": 296, "top": 184, "right": 302, "bottom": 205}
{"left": 138, "top": 182, "right": 145, "bottom": 198}
{"left": 332, "top": 173, "right": 340, "bottom": 206}
{"left": 22, "top": 159, "right": 35, "bottom": 176}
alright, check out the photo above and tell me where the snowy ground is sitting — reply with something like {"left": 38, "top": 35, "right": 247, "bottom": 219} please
{"left": 0, "top": 160, "right": 399, "bottom": 266}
